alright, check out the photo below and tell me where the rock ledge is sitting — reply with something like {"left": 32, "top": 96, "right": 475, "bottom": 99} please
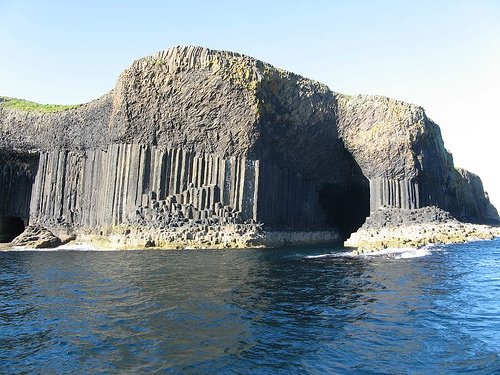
{"left": 345, "top": 207, "right": 500, "bottom": 252}
{"left": 11, "top": 226, "right": 61, "bottom": 249}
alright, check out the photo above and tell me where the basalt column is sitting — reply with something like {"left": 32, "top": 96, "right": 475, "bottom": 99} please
{"left": 0, "top": 151, "right": 38, "bottom": 241}
{"left": 29, "top": 144, "right": 261, "bottom": 230}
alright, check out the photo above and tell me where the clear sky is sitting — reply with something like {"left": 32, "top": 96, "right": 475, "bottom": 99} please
{"left": 1, "top": 0, "right": 499, "bottom": 208}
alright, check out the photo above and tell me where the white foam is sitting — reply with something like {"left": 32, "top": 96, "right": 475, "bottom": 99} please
{"left": 55, "top": 242, "right": 101, "bottom": 251}
{"left": 9, "top": 246, "right": 32, "bottom": 251}
{"left": 358, "top": 246, "right": 434, "bottom": 259}
{"left": 305, "top": 251, "right": 356, "bottom": 259}
{"left": 306, "top": 245, "right": 435, "bottom": 260}
{"left": 3, "top": 242, "right": 110, "bottom": 252}
{"left": 392, "top": 247, "right": 431, "bottom": 259}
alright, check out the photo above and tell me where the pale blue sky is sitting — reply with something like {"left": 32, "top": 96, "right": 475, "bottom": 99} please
{"left": 1, "top": 0, "right": 499, "bottom": 207}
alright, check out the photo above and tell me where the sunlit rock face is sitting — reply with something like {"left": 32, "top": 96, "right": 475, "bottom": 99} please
{"left": 0, "top": 46, "right": 497, "bottom": 247}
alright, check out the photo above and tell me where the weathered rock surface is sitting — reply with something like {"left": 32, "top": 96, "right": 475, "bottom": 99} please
{"left": 359, "top": 206, "right": 458, "bottom": 229}
{"left": 336, "top": 95, "right": 498, "bottom": 223}
{"left": 345, "top": 206, "right": 500, "bottom": 252}
{"left": 0, "top": 151, "right": 38, "bottom": 222}
{"left": 10, "top": 225, "right": 61, "bottom": 249}
{"left": 0, "top": 45, "right": 498, "bottom": 249}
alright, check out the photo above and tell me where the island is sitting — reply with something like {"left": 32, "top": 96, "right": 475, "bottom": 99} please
{"left": 1, "top": 46, "right": 499, "bottom": 250}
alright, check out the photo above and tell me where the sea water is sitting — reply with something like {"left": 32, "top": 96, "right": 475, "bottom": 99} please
{"left": 1, "top": 238, "right": 499, "bottom": 373}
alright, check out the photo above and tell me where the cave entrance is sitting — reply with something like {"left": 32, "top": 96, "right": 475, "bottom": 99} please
{"left": 0, "top": 216, "right": 25, "bottom": 243}
{"left": 319, "top": 183, "right": 370, "bottom": 240}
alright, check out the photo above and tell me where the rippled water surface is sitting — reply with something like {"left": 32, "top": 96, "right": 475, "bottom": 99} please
{"left": 1, "top": 238, "right": 500, "bottom": 373}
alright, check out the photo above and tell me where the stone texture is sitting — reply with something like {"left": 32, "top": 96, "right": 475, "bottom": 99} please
{"left": 345, "top": 206, "right": 500, "bottom": 251}
{"left": 336, "top": 94, "right": 498, "bottom": 224}
{"left": 0, "top": 150, "right": 38, "bottom": 222}
{"left": 359, "top": 206, "right": 457, "bottom": 229}
{"left": 0, "top": 46, "right": 498, "bottom": 248}
{"left": 10, "top": 225, "right": 61, "bottom": 249}
{"left": 27, "top": 145, "right": 329, "bottom": 233}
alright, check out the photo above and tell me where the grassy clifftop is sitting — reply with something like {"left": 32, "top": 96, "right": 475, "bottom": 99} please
{"left": 0, "top": 97, "right": 81, "bottom": 113}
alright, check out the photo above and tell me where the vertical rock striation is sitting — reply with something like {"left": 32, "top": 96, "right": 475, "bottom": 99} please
{"left": 0, "top": 151, "right": 38, "bottom": 242}
{"left": 0, "top": 46, "right": 497, "bottom": 247}
{"left": 336, "top": 94, "right": 498, "bottom": 224}
{"left": 30, "top": 145, "right": 257, "bottom": 227}
{"left": 0, "top": 151, "right": 38, "bottom": 223}
{"left": 28, "top": 144, "right": 332, "bottom": 233}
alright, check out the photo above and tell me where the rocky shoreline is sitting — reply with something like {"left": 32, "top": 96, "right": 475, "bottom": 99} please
{"left": 3, "top": 206, "right": 499, "bottom": 252}
{"left": 1, "top": 47, "right": 499, "bottom": 251}
{"left": 345, "top": 206, "right": 500, "bottom": 253}
{"left": 1, "top": 224, "right": 341, "bottom": 250}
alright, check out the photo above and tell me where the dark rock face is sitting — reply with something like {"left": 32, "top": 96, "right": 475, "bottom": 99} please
{"left": 29, "top": 145, "right": 259, "bottom": 229}
{"left": 0, "top": 216, "right": 25, "bottom": 243}
{"left": 454, "top": 168, "right": 499, "bottom": 224}
{"left": 0, "top": 46, "right": 497, "bottom": 245}
{"left": 0, "top": 96, "right": 113, "bottom": 152}
{"left": 360, "top": 206, "right": 458, "bottom": 231}
{"left": 336, "top": 94, "right": 498, "bottom": 224}
{"left": 0, "top": 151, "right": 38, "bottom": 237}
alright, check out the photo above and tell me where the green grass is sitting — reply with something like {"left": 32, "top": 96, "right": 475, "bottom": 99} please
{"left": 0, "top": 96, "right": 81, "bottom": 112}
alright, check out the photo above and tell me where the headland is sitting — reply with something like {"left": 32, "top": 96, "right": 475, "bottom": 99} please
{"left": 1, "top": 46, "right": 498, "bottom": 250}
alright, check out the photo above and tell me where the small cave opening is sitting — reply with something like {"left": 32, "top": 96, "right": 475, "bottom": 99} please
{"left": 319, "top": 183, "right": 370, "bottom": 240}
{"left": 0, "top": 216, "right": 26, "bottom": 243}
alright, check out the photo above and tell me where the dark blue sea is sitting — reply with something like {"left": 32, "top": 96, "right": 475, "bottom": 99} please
{"left": 1, "top": 238, "right": 500, "bottom": 374}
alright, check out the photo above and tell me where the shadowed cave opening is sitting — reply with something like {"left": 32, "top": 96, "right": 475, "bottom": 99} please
{"left": 0, "top": 216, "right": 25, "bottom": 243}
{"left": 319, "top": 184, "right": 370, "bottom": 240}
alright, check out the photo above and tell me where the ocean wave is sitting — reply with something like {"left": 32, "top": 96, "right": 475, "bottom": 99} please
{"left": 56, "top": 242, "right": 104, "bottom": 251}
{"left": 306, "top": 245, "right": 436, "bottom": 260}
{"left": 4, "top": 242, "right": 109, "bottom": 252}
{"left": 304, "top": 252, "right": 356, "bottom": 259}
{"left": 362, "top": 246, "right": 432, "bottom": 259}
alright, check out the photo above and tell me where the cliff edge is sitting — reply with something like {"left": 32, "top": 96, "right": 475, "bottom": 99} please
{"left": 0, "top": 46, "right": 498, "bottom": 249}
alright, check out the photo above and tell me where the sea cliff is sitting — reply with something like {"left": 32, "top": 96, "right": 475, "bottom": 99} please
{"left": 0, "top": 46, "right": 498, "bottom": 250}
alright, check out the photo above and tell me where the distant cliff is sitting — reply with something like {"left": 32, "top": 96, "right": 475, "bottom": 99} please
{"left": 336, "top": 95, "right": 499, "bottom": 223}
{"left": 0, "top": 46, "right": 497, "bottom": 247}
